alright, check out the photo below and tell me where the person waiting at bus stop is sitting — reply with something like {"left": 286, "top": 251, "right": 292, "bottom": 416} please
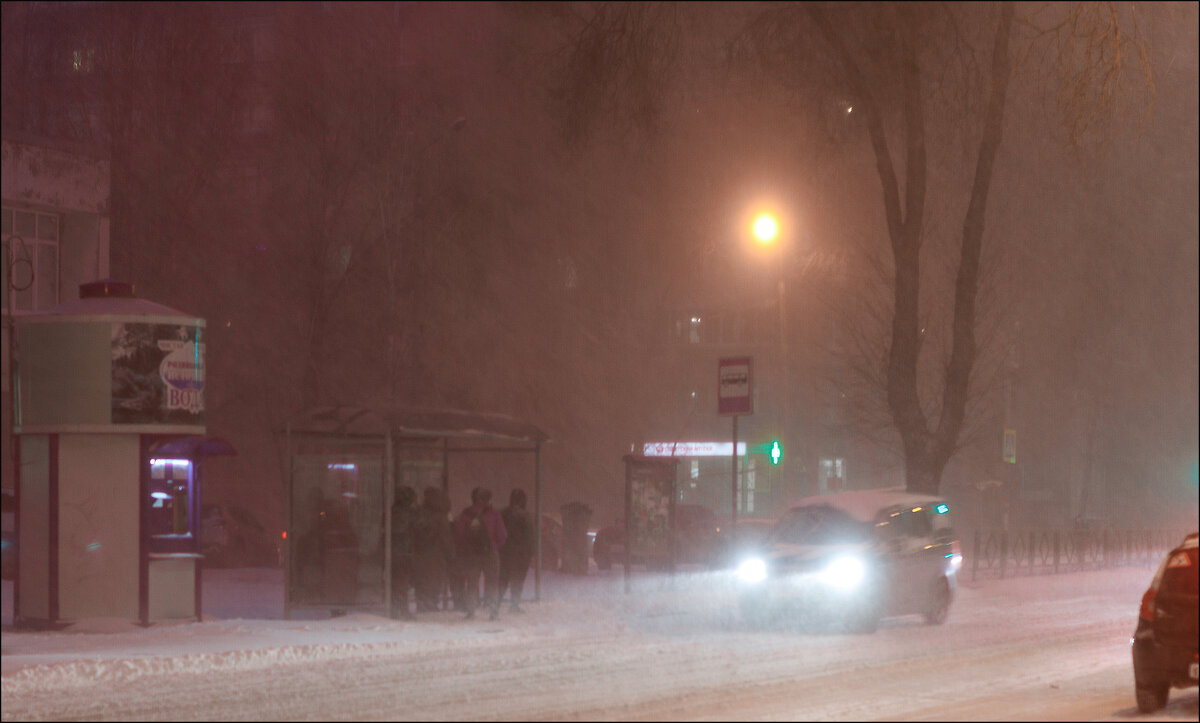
{"left": 499, "top": 488, "right": 533, "bottom": 613}
{"left": 454, "top": 487, "right": 506, "bottom": 621}
{"left": 389, "top": 485, "right": 418, "bottom": 620}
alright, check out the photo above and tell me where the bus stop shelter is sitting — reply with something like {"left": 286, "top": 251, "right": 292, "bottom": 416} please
{"left": 280, "top": 405, "right": 548, "bottom": 619}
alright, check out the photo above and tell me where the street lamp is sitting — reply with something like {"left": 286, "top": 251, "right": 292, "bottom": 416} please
{"left": 752, "top": 213, "right": 780, "bottom": 245}
{"left": 747, "top": 210, "right": 792, "bottom": 512}
{"left": 749, "top": 212, "right": 785, "bottom": 346}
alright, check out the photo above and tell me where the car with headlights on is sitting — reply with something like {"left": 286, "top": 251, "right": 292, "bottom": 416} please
{"left": 1131, "top": 531, "right": 1198, "bottom": 713}
{"left": 734, "top": 488, "right": 962, "bottom": 633}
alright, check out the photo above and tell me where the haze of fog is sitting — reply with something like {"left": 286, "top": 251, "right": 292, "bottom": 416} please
{"left": 2, "top": 2, "right": 1195, "bottom": 536}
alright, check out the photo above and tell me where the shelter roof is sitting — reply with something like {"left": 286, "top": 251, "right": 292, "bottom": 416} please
{"left": 282, "top": 405, "right": 549, "bottom": 445}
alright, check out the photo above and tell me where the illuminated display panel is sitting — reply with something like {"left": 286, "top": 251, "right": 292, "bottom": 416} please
{"left": 641, "top": 442, "right": 747, "bottom": 457}
{"left": 148, "top": 458, "right": 195, "bottom": 552}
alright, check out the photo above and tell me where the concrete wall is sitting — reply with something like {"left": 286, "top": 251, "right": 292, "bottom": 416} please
{"left": 16, "top": 435, "right": 49, "bottom": 622}
{"left": 1, "top": 139, "right": 109, "bottom": 217}
{"left": 57, "top": 434, "right": 139, "bottom": 621}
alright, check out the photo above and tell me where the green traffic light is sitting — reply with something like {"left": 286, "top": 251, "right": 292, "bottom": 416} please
{"left": 769, "top": 439, "right": 782, "bottom": 466}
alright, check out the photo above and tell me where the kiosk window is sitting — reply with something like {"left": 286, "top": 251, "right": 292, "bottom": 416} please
{"left": 149, "top": 458, "right": 195, "bottom": 542}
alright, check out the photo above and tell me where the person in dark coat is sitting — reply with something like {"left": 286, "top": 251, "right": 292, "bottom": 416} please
{"left": 389, "top": 485, "right": 418, "bottom": 620}
{"left": 498, "top": 488, "right": 533, "bottom": 613}
{"left": 454, "top": 487, "right": 507, "bottom": 620}
{"left": 413, "top": 486, "right": 454, "bottom": 612}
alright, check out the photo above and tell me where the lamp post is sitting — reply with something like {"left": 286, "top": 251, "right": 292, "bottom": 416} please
{"left": 751, "top": 212, "right": 792, "bottom": 510}
{"left": 752, "top": 213, "right": 784, "bottom": 347}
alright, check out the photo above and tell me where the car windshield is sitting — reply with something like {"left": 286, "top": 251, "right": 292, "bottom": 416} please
{"left": 769, "top": 506, "right": 871, "bottom": 546}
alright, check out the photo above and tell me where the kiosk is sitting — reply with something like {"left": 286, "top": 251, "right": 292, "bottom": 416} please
{"left": 12, "top": 279, "right": 231, "bottom": 627}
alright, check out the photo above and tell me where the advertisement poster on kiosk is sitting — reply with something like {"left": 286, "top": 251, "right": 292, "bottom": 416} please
{"left": 111, "top": 322, "right": 205, "bottom": 426}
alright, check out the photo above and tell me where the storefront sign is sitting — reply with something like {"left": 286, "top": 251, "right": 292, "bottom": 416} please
{"left": 641, "top": 441, "right": 746, "bottom": 457}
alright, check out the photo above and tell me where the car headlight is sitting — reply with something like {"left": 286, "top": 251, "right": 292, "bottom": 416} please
{"left": 736, "top": 557, "right": 768, "bottom": 584}
{"left": 818, "top": 556, "right": 865, "bottom": 590}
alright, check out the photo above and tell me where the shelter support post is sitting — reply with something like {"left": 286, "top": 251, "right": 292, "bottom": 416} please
{"left": 284, "top": 423, "right": 293, "bottom": 621}
{"left": 534, "top": 441, "right": 542, "bottom": 602}
{"left": 384, "top": 430, "right": 394, "bottom": 619}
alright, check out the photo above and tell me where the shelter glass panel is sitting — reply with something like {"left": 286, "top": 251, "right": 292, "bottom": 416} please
{"left": 290, "top": 454, "right": 385, "bottom": 608}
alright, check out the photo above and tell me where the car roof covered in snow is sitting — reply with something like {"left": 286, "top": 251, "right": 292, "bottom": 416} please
{"left": 789, "top": 487, "right": 949, "bottom": 524}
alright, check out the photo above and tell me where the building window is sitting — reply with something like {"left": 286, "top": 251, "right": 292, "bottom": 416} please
{"left": 2, "top": 207, "right": 60, "bottom": 313}
{"left": 819, "top": 457, "right": 846, "bottom": 495}
{"left": 71, "top": 48, "right": 96, "bottom": 73}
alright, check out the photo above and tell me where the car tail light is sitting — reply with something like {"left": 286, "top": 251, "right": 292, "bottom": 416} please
{"left": 1139, "top": 587, "right": 1157, "bottom": 622}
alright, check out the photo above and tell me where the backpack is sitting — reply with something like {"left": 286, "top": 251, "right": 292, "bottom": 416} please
{"left": 465, "top": 507, "right": 491, "bottom": 555}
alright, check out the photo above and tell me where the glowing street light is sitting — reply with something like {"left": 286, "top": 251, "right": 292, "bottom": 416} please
{"left": 752, "top": 213, "right": 780, "bottom": 245}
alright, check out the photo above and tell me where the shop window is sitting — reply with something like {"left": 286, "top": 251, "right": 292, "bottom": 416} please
{"left": 148, "top": 458, "right": 196, "bottom": 551}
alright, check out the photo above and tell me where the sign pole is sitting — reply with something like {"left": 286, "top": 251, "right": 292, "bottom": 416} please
{"left": 731, "top": 415, "right": 738, "bottom": 531}
{"left": 718, "top": 356, "right": 752, "bottom": 533}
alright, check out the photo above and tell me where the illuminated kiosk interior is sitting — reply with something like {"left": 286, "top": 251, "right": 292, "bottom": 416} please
{"left": 13, "top": 279, "right": 232, "bottom": 628}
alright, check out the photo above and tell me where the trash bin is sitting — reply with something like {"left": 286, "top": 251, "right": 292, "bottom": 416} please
{"left": 559, "top": 501, "right": 593, "bottom": 575}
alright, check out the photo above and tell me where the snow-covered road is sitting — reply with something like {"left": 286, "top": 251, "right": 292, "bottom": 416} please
{"left": 2, "top": 565, "right": 1197, "bottom": 720}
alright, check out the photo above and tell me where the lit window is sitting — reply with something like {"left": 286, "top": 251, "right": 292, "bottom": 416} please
{"left": 2, "top": 207, "right": 61, "bottom": 313}
{"left": 71, "top": 48, "right": 95, "bottom": 73}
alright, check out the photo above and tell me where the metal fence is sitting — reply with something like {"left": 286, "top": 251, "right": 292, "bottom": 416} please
{"left": 969, "top": 528, "right": 1192, "bottom": 581}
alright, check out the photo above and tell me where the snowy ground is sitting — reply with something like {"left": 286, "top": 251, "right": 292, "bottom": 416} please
{"left": 2, "top": 563, "right": 1197, "bottom": 721}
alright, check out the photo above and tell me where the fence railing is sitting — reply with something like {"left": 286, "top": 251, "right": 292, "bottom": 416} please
{"left": 969, "top": 528, "right": 1192, "bottom": 581}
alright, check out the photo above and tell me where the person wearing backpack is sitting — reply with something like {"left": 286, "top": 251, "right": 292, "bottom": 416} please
{"left": 453, "top": 487, "right": 506, "bottom": 620}
{"left": 498, "top": 488, "right": 533, "bottom": 613}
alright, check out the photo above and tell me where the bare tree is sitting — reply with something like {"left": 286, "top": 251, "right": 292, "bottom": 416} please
{"left": 545, "top": 1, "right": 1152, "bottom": 495}
{"left": 264, "top": 4, "right": 468, "bottom": 408}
